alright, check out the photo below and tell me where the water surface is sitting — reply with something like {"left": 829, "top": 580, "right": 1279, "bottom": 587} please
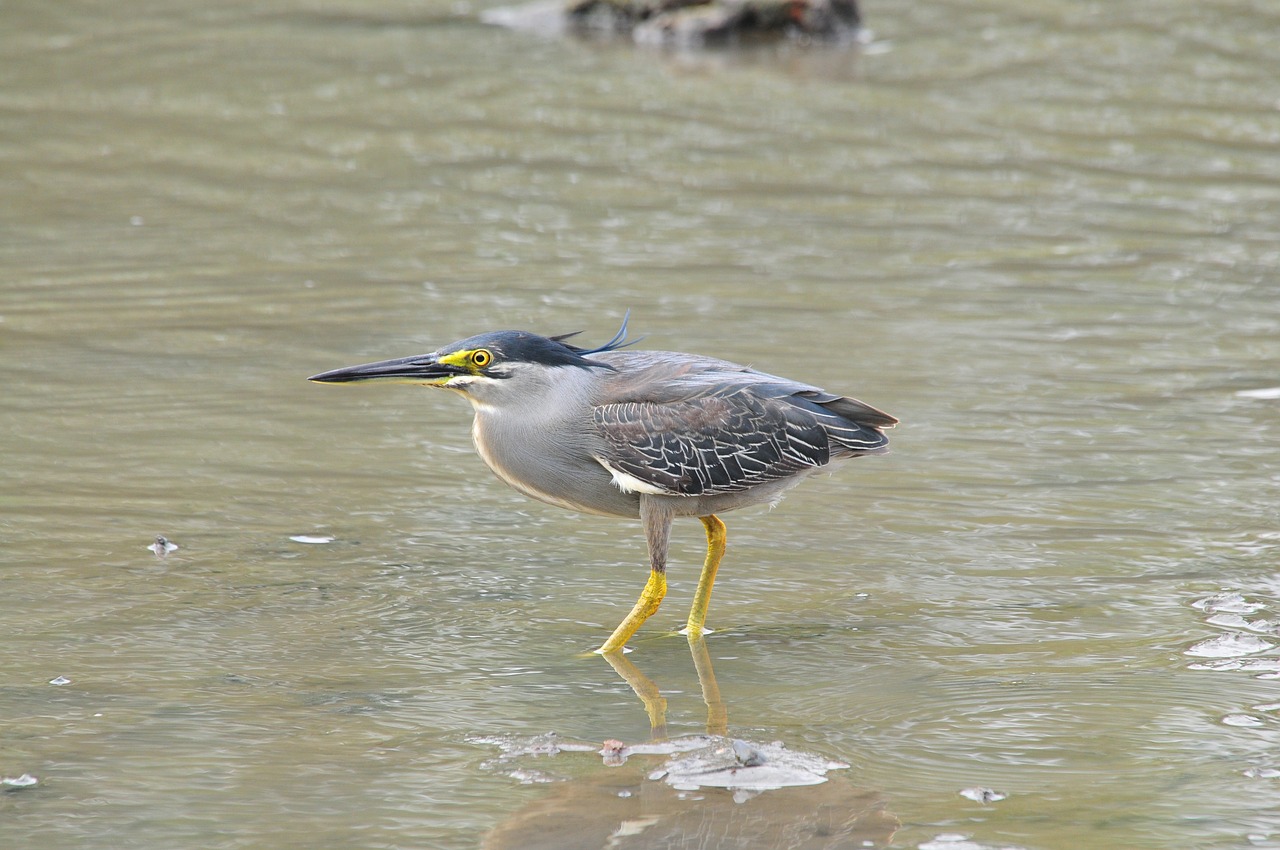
{"left": 3, "top": 1, "right": 1279, "bottom": 848}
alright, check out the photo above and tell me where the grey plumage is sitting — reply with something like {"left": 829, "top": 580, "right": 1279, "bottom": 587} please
{"left": 310, "top": 316, "right": 895, "bottom": 652}
{"left": 589, "top": 350, "right": 891, "bottom": 499}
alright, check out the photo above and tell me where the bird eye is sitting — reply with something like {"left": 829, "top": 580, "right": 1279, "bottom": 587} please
{"left": 470, "top": 349, "right": 493, "bottom": 368}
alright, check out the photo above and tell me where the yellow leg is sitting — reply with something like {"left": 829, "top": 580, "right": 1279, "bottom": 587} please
{"left": 685, "top": 514, "right": 726, "bottom": 637}
{"left": 596, "top": 568, "right": 667, "bottom": 654}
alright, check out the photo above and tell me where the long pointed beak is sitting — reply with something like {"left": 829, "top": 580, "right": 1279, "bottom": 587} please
{"left": 308, "top": 353, "right": 465, "bottom": 385}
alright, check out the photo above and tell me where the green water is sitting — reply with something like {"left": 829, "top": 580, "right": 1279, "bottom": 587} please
{"left": 3, "top": 1, "right": 1279, "bottom": 847}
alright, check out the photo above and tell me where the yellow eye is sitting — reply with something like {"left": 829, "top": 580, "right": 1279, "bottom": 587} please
{"left": 470, "top": 349, "right": 493, "bottom": 368}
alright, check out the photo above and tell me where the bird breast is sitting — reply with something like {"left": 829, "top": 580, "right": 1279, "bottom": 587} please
{"left": 469, "top": 405, "right": 641, "bottom": 519}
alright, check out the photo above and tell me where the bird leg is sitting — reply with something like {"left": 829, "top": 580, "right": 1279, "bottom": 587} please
{"left": 596, "top": 498, "right": 673, "bottom": 654}
{"left": 685, "top": 514, "right": 726, "bottom": 637}
{"left": 596, "top": 571, "right": 666, "bottom": 654}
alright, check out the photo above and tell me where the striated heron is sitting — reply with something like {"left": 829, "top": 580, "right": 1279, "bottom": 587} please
{"left": 309, "top": 315, "right": 896, "bottom": 653}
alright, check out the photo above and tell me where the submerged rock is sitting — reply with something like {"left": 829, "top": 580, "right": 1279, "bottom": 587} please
{"left": 148, "top": 535, "right": 178, "bottom": 557}
{"left": 653, "top": 737, "right": 848, "bottom": 795}
{"left": 486, "top": 0, "right": 862, "bottom": 47}
{"left": 482, "top": 757, "right": 896, "bottom": 850}
{"left": 476, "top": 731, "right": 895, "bottom": 847}
{"left": 474, "top": 732, "right": 848, "bottom": 794}
{"left": 959, "top": 786, "right": 1008, "bottom": 803}
{"left": 630, "top": 0, "right": 861, "bottom": 46}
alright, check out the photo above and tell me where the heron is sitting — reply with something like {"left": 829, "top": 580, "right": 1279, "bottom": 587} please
{"left": 309, "top": 314, "right": 895, "bottom": 653}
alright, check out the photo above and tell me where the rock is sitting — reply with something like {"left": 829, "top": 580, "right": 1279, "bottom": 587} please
{"left": 565, "top": 0, "right": 860, "bottom": 45}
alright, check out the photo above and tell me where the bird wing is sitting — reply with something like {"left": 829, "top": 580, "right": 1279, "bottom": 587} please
{"left": 591, "top": 390, "right": 832, "bottom": 497}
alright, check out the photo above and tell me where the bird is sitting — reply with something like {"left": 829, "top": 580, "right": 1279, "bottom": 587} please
{"left": 309, "top": 314, "right": 896, "bottom": 653}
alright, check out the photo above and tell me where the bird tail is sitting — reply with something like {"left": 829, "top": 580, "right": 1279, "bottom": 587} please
{"left": 797, "top": 392, "right": 896, "bottom": 457}
{"left": 822, "top": 396, "right": 898, "bottom": 430}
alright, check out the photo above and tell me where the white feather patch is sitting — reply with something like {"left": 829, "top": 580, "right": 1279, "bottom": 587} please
{"left": 596, "top": 459, "right": 668, "bottom": 495}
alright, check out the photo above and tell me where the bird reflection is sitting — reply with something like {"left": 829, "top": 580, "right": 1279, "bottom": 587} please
{"left": 599, "top": 632, "right": 727, "bottom": 739}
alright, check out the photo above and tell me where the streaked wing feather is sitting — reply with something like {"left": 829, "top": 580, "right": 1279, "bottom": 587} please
{"left": 593, "top": 393, "right": 831, "bottom": 497}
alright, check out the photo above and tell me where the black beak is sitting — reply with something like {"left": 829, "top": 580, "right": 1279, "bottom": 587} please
{"left": 308, "top": 354, "right": 466, "bottom": 385}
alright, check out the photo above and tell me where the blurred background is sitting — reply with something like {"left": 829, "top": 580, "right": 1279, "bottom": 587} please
{"left": 3, "top": 1, "right": 1279, "bottom": 847}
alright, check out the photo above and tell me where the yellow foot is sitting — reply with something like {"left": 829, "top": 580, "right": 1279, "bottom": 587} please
{"left": 596, "top": 569, "right": 666, "bottom": 654}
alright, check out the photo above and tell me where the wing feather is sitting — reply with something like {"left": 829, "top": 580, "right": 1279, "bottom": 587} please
{"left": 587, "top": 351, "right": 894, "bottom": 498}
{"left": 592, "top": 393, "right": 832, "bottom": 497}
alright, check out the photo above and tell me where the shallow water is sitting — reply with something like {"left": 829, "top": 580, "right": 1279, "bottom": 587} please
{"left": 3, "top": 1, "right": 1280, "bottom": 848}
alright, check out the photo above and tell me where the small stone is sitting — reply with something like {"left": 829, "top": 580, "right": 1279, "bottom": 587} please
{"left": 148, "top": 536, "right": 178, "bottom": 556}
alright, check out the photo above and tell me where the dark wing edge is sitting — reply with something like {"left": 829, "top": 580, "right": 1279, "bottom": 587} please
{"left": 795, "top": 390, "right": 898, "bottom": 428}
{"left": 792, "top": 391, "right": 896, "bottom": 457}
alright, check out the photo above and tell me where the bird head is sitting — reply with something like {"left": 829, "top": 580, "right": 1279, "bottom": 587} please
{"left": 308, "top": 313, "right": 637, "bottom": 406}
